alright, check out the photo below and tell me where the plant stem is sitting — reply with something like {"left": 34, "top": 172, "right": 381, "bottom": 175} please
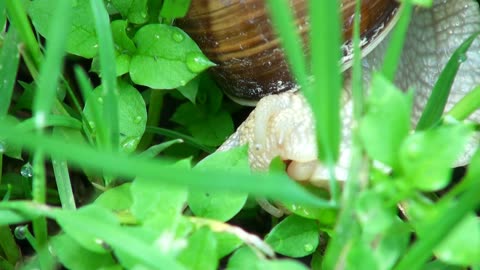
{"left": 138, "top": 90, "right": 165, "bottom": 151}
{"left": 31, "top": 151, "right": 52, "bottom": 270}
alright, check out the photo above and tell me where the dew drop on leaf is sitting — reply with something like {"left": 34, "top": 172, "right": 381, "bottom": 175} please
{"left": 172, "top": 30, "right": 185, "bottom": 43}
{"left": 20, "top": 162, "right": 33, "bottom": 178}
{"left": 185, "top": 52, "right": 214, "bottom": 73}
{"left": 304, "top": 244, "right": 314, "bottom": 252}
{"left": 458, "top": 53, "right": 467, "bottom": 63}
{"left": 134, "top": 116, "right": 142, "bottom": 124}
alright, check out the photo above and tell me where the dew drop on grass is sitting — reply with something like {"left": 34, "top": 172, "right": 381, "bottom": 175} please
{"left": 458, "top": 53, "right": 468, "bottom": 63}
{"left": 20, "top": 163, "right": 33, "bottom": 178}
{"left": 185, "top": 52, "right": 213, "bottom": 73}
{"left": 97, "top": 97, "right": 104, "bottom": 104}
{"left": 172, "top": 30, "right": 185, "bottom": 43}
{"left": 14, "top": 226, "right": 27, "bottom": 240}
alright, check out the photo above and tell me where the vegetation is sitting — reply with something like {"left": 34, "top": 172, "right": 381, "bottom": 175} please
{"left": 0, "top": 0, "right": 479, "bottom": 269}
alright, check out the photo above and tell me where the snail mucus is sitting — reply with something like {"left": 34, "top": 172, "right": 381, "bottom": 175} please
{"left": 177, "top": 0, "right": 480, "bottom": 188}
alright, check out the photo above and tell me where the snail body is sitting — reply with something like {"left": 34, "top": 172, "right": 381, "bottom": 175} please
{"left": 179, "top": 0, "right": 480, "bottom": 189}
{"left": 177, "top": 0, "right": 400, "bottom": 104}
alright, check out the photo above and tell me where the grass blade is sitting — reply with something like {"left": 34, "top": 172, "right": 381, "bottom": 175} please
{"left": 0, "top": 120, "right": 332, "bottom": 208}
{"left": 51, "top": 156, "right": 76, "bottom": 210}
{"left": 308, "top": 0, "right": 342, "bottom": 163}
{"left": 381, "top": 0, "right": 414, "bottom": 81}
{"left": 0, "top": 29, "right": 20, "bottom": 117}
{"left": 447, "top": 85, "right": 480, "bottom": 121}
{"left": 90, "top": 0, "right": 119, "bottom": 153}
{"left": 32, "top": 1, "right": 71, "bottom": 128}
{"left": 5, "top": 0, "right": 42, "bottom": 67}
{"left": 264, "top": 0, "right": 309, "bottom": 90}
{"left": 416, "top": 32, "right": 480, "bottom": 130}
{"left": 266, "top": 0, "right": 342, "bottom": 201}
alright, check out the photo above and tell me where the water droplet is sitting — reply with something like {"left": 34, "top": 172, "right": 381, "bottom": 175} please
{"left": 14, "top": 226, "right": 28, "bottom": 240}
{"left": 155, "top": 34, "right": 160, "bottom": 39}
{"left": 185, "top": 52, "right": 214, "bottom": 73}
{"left": 172, "top": 31, "right": 184, "bottom": 43}
{"left": 97, "top": 97, "right": 104, "bottom": 104}
{"left": 304, "top": 244, "right": 314, "bottom": 252}
{"left": 21, "top": 163, "right": 33, "bottom": 178}
{"left": 179, "top": 80, "right": 186, "bottom": 86}
{"left": 458, "top": 53, "right": 467, "bottom": 63}
{"left": 0, "top": 65, "right": 3, "bottom": 70}
{"left": 134, "top": 116, "right": 142, "bottom": 124}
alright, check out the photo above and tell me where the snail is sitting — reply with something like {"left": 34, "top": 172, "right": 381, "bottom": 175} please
{"left": 177, "top": 0, "right": 400, "bottom": 104}
{"left": 178, "top": 0, "right": 480, "bottom": 187}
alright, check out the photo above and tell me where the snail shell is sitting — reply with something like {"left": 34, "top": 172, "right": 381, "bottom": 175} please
{"left": 177, "top": 0, "right": 400, "bottom": 104}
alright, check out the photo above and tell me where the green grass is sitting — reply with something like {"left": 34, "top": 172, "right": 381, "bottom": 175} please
{"left": 0, "top": 0, "right": 479, "bottom": 269}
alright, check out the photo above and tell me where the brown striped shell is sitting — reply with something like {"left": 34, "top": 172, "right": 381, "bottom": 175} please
{"left": 176, "top": 0, "right": 399, "bottom": 104}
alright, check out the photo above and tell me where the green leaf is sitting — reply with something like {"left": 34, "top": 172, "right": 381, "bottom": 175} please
{"left": 370, "top": 219, "right": 410, "bottom": 270}
{"left": 171, "top": 102, "right": 233, "bottom": 147}
{"left": 434, "top": 214, "right": 480, "bottom": 266}
{"left": 282, "top": 185, "right": 335, "bottom": 228}
{"left": 345, "top": 238, "right": 379, "bottom": 270}
{"left": 359, "top": 73, "right": 412, "bottom": 169}
{"left": 55, "top": 205, "right": 120, "bottom": 253}
{"left": 259, "top": 260, "right": 309, "bottom": 270}
{"left": 130, "top": 24, "right": 215, "bottom": 89}
{"left": 131, "top": 178, "right": 188, "bottom": 229}
{"left": 227, "top": 246, "right": 262, "bottom": 270}
{"left": 355, "top": 190, "right": 397, "bottom": 239}
{"left": 51, "top": 233, "right": 116, "bottom": 270}
{"left": 50, "top": 204, "right": 185, "bottom": 269}
{"left": 111, "top": 0, "right": 149, "bottom": 24}
{"left": 177, "top": 76, "right": 199, "bottom": 104}
{"left": 399, "top": 123, "right": 473, "bottom": 191}
{"left": 178, "top": 227, "right": 218, "bottom": 270}
{"left": 29, "top": 0, "right": 98, "bottom": 58}
{"left": 188, "top": 147, "right": 249, "bottom": 221}
{"left": 83, "top": 80, "right": 147, "bottom": 153}
{"left": 91, "top": 20, "right": 136, "bottom": 76}
{"left": 94, "top": 183, "right": 133, "bottom": 211}
{"left": 160, "top": 0, "right": 191, "bottom": 19}
{"left": 214, "top": 232, "right": 243, "bottom": 259}
{"left": 265, "top": 215, "right": 319, "bottom": 258}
